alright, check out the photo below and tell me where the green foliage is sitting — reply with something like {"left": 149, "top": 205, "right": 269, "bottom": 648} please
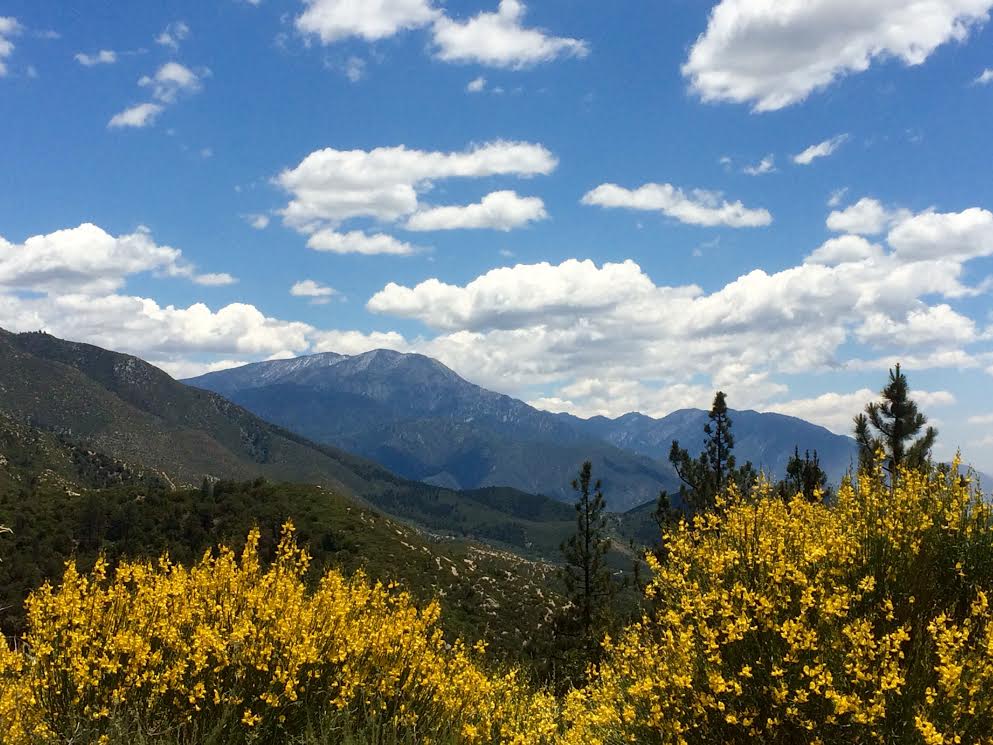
{"left": 854, "top": 363, "right": 937, "bottom": 475}
{"left": 558, "top": 461, "right": 614, "bottom": 663}
{"left": 777, "top": 447, "right": 831, "bottom": 503}
{"left": 0, "top": 475, "right": 561, "bottom": 665}
{"left": 663, "top": 391, "right": 756, "bottom": 512}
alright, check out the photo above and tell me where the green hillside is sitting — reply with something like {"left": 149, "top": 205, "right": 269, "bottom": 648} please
{"left": 0, "top": 330, "right": 576, "bottom": 559}
{"left": 0, "top": 418, "right": 560, "bottom": 663}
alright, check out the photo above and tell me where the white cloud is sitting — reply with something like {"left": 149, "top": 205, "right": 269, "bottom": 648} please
{"left": 683, "top": 0, "right": 993, "bottom": 111}
{"left": 245, "top": 214, "right": 270, "bottom": 230}
{"left": 431, "top": 0, "right": 588, "bottom": 69}
{"left": 581, "top": 182, "right": 773, "bottom": 228}
{"left": 794, "top": 135, "right": 849, "bottom": 165}
{"left": 1, "top": 293, "right": 314, "bottom": 367}
{"left": 108, "top": 102, "right": 164, "bottom": 129}
{"left": 291, "top": 279, "right": 337, "bottom": 301}
{"left": 806, "top": 235, "right": 885, "bottom": 266}
{"left": 968, "top": 412, "right": 993, "bottom": 424}
{"left": 827, "top": 188, "right": 849, "bottom": 208}
{"left": 405, "top": 190, "right": 546, "bottom": 231}
{"left": 888, "top": 207, "right": 993, "bottom": 261}
{"left": 769, "top": 388, "right": 955, "bottom": 435}
{"left": 975, "top": 68, "right": 993, "bottom": 84}
{"left": 296, "top": 0, "right": 438, "bottom": 43}
{"left": 156, "top": 21, "right": 190, "bottom": 50}
{"left": 0, "top": 16, "right": 22, "bottom": 77}
{"left": 75, "top": 50, "right": 117, "bottom": 66}
{"left": 110, "top": 62, "right": 206, "bottom": 131}
{"left": 360, "top": 202, "right": 992, "bottom": 415}
{"left": 856, "top": 305, "right": 978, "bottom": 348}
{"left": 827, "top": 198, "right": 904, "bottom": 235}
{"left": 342, "top": 55, "right": 366, "bottom": 82}
{"left": 467, "top": 76, "right": 486, "bottom": 93}
{"left": 278, "top": 141, "right": 556, "bottom": 229}
{"left": 192, "top": 272, "right": 238, "bottom": 287}
{"left": 0, "top": 223, "right": 233, "bottom": 294}
{"left": 743, "top": 154, "right": 775, "bottom": 176}
{"left": 306, "top": 229, "right": 419, "bottom": 255}
{"left": 138, "top": 62, "right": 205, "bottom": 103}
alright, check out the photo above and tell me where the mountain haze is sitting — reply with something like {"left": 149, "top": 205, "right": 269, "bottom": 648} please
{"left": 186, "top": 350, "right": 860, "bottom": 511}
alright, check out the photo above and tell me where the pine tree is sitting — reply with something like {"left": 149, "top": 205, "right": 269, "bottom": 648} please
{"left": 667, "top": 392, "right": 756, "bottom": 512}
{"left": 854, "top": 364, "right": 937, "bottom": 475}
{"left": 777, "top": 447, "right": 830, "bottom": 503}
{"left": 560, "top": 461, "right": 613, "bottom": 658}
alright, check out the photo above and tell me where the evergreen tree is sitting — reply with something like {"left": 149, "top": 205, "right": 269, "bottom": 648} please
{"left": 854, "top": 364, "right": 937, "bottom": 475}
{"left": 777, "top": 447, "right": 830, "bottom": 503}
{"left": 666, "top": 392, "right": 756, "bottom": 512}
{"left": 560, "top": 461, "right": 613, "bottom": 658}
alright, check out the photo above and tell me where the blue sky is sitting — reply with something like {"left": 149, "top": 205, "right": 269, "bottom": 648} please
{"left": 1, "top": 0, "right": 992, "bottom": 471}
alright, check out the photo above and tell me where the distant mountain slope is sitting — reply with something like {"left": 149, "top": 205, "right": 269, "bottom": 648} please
{"left": 574, "top": 408, "right": 858, "bottom": 488}
{"left": 0, "top": 330, "right": 575, "bottom": 558}
{"left": 186, "top": 350, "right": 860, "bottom": 510}
{"left": 186, "top": 350, "right": 681, "bottom": 510}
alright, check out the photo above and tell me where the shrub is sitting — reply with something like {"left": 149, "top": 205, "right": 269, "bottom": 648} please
{"left": 0, "top": 524, "right": 558, "bottom": 745}
{"left": 567, "top": 462, "right": 993, "bottom": 745}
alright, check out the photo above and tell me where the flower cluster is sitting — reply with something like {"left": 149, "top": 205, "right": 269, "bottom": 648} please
{"left": 0, "top": 523, "right": 558, "bottom": 744}
{"left": 2, "top": 461, "right": 991, "bottom": 745}
{"left": 566, "top": 462, "right": 993, "bottom": 744}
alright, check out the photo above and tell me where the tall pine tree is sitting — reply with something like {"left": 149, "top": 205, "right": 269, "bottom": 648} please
{"left": 560, "top": 461, "right": 613, "bottom": 659}
{"left": 666, "top": 392, "right": 756, "bottom": 512}
{"left": 854, "top": 364, "right": 937, "bottom": 475}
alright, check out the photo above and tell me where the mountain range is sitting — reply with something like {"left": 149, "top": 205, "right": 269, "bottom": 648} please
{"left": 0, "top": 329, "right": 577, "bottom": 558}
{"left": 185, "top": 349, "right": 860, "bottom": 511}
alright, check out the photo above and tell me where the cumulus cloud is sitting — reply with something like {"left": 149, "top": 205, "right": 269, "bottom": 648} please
{"left": 887, "top": 207, "right": 993, "bottom": 261}
{"left": 0, "top": 223, "right": 234, "bottom": 294}
{"left": 806, "top": 235, "right": 885, "bottom": 266}
{"left": 0, "top": 223, "right": 298, "bottom": 378}
{"left": 431, "top": 0, "right": 588, "bottom": 69}
{"left": 110, "top": 61, "right": 207, "bottom": 130}
{"left": 974, "top": 68, "right": 993, "bottom": 84}
{"left": 296, "top": 0, "right": 438, "bottom": 42}
{"left": 138, "top": 62, "right": 206, "bottom": 103}
{"left": 683, "top": 0, "right": 993, "bottom": 111}
{"left": 581, "top": 182, "right": 772, "bottom": 228}
{"left": 794, "top": 134, "right": 849, "bottom": 165}
{"left": 156, "top": 21, "right": 190, "bottom": 50}
{"left": 467, "top": 76, "right": 486, "bottom": 93}
{"left": 405, "top": 190, "right": 546, "bottom": 231}
{"left": 277, "top": 141, "right": 556, "bottom": 230}
{"left": 826, "top": 198, "right": 906, "bottom": 235}
{"left": 0, "top": 16, "right": 22, "bottom": 76}
{"left": 75, "top": 49, "right": 117, "bottom": 66}
{"left": 291, "top": 280, "right": 337, "bottom": 304}
{"left": 191, "top": 272, "right": 238, "bottom": 286}
{"left": 359, "top": 202, "right": 991, "bottom": 418}
{"left": 275, "top": 141, "right": 555, "bottom": 251}
{"left": 306, "top": 229, "right": 419, "bottom": 255}
{"left": 108, "top": 102, "right": 164, "bottom": 129}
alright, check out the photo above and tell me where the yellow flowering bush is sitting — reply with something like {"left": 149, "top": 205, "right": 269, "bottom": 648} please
{"left": 2, "top": 462, "right": 991, "bottom": 745}
{"left": 567, "top": 462, "right": 993, "bottom": 745}
{"left": 0, "top": 523, "right": 559, "bottom": 745}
